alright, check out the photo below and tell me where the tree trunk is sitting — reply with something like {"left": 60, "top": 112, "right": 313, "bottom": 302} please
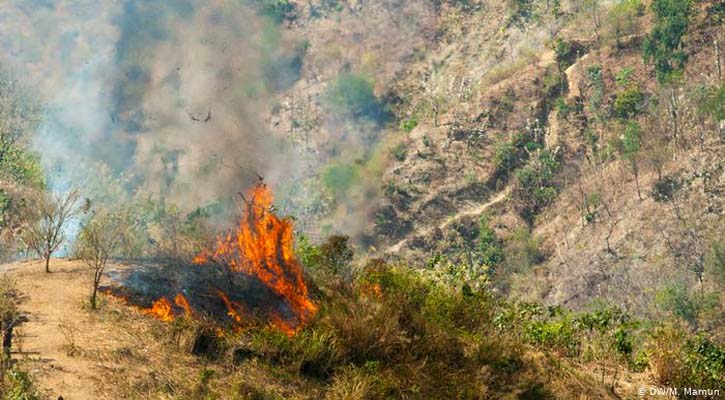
{"left": 45, "top": 255, "right": 51, "bottom": 273}
{"left": 633, "top": 164, "right": 642, "bottom": 201}
{"left": 90, "top": 287, "right": 98, "bottom": 310}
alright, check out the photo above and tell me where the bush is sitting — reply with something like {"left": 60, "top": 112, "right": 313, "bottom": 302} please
{"left": 706, "top": 241, "right": 725, "bottom": 287}
{"left": 694, "top": 84, "right": 724, "bottom": 134}
{"left": 325, "top": 73, "right": 385, "bottom": 123}
{"left": 492, "top": 130, "right": 537, "bottom": 182}
{"left": 651, "top": 175, "right": 681, "bottom": 202}
{"left": 613, "top": 87, "right": 644, "bottom": 118}
{"left": 650, "top": 326, "right": 725, "bottom": 390}
{"left": 322, "top": 163, "right": 360, "bottom": 195}
{"left": 262, "top": 40, "right": 308, "bottom": 91}
{"left": 2, "top": 368, "right": 40, "bottom": 400}
{"left": 249, "top": 0, "right": 296, "bottom": 23}
{"left": 512, "top": 149, "right": 560, "bottom": 223}
{"left": 605, "top": 0, "right": 644, "bottom": 47}
{"left": 398, "top": 117, "right": 418, "bottom": 133}
{"left": 643, "top": 0, "right": 693, "bottom": 83}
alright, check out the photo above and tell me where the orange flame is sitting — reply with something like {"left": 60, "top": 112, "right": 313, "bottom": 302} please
{"left": 175, "top": 293, "right": 194, "bottom": 317}
{"left": 194, "top": 183, "right": 317, "bottom": 335}
{"left": 142, "top": 297, "right": 175, "bottom": 323}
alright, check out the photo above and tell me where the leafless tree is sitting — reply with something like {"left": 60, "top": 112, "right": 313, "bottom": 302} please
{"left": 76, "top": 209, "right": 127, "bottom": 309}
{"left": 21, "top": 189, "right": 81, "bottom": 273}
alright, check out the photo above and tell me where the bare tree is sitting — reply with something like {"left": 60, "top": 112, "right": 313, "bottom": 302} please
{"left": 76, "top": 209, "right": 127, "bottom": 310}
{"left": 21, "top": 189, "right": 81, "bottom": 273}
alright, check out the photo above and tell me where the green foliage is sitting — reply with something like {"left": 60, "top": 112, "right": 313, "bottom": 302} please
{"left": 512, "top": 149, "right": 561, "bottom": 223}
{"left": 325, "top": 73, "right": 385, "bottom": 123}
{"left": 476, "top": 217, "right": 504, "bottom": 270}
{"left": 643, "top": 0, "right": 693, "bottom": 83}
{"left": 656, "top": 280, "right": 699, "bottom": 326}
{"left": 0, "top": 145, "right": 44, "bottom": 189}
{"left": 606, "top": 0, "right": 644, "bottom": 46}
{"left": 507, "top": 0, "right": 534, "bottom": 27}
{"left": 614, "top": 67, "right": 636, "bottom": 88}
{"left": 552, "top": 38, "right": 576, "bottom": 69}
{"left": 554, "top": 96, "right": 570, "bottom": 119}
{"left": 493, "top": 130, "right": 537, "bottom": 182}
{"left": 620, "top": 120, "right": 642, "bottom": 160}
{"left": 2, "top": 369, "right": 40, "bottom": 400}
{"left": 322, "top": 163, "right": 360, "bottom": 194}
{"left": 297, "top": 235, "right": 354, "bottom": 279}
{"left": 247, "top": 0, "right": 296, "bottom": 23}
{"left": 650, "top": 326, "right": 725, "bottom": 390}
{"left": 586, "top": 64, "right": 605, "bottom": 121}
{"left": 706, "top": 240, "right": 725, "bottom": 287}
{"left": 398, "top": 117, "right": 418, "bottom": 133}
{"left": 694, "top": 83, "right": 725, "bottom": 123}
{"left": 525, "top": 317, "right": 577, "bottom": 354}
{"left": 391, "top": 143, "right": 406, "bottom": 162}
{"left": 613, "top": 87, "right": 644, "bottom": 118}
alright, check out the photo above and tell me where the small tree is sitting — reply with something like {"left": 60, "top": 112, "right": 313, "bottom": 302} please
{"left": 21, "top": 189, "right": 80, "bottom": 273}
{"left": 620, "top": 120, "right": 643, "bottom": 199}
{"left": 605, "top": 0, "right": 644, "bottom": 48}
{"left": 643, "top": 0, "right": 693, "bottom": 83}
{"left": 77, "top": 209, "right": 127, "bottom": 310}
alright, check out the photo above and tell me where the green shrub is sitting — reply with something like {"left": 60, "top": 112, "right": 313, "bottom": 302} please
{"left": 706, "top": 240, "right": 725, "bottom": 287}
{"left": 3, "top": 368, "right": 40, "bottom": 400}
{"left": 606, "top": 0, "right": 644, "bottom": 47}
{"left": 391, "top": 143, "right": 407, "bottom": 162}
{"left": 525, "top": 318, "right": 577, "bottom": 354}
{"left": 248, "top": 0, "right": 296, "bottom": 23}
{"left": 508, "top": 0, "right": 534, "bottom": 27}
{"left": 398, "top": 117, "right": 418, "bottom": 133}
{"left": 554, "top": 96, "right": 570, "bottom": 119}
{"left": 476, "top": 217, "right": 505, "bottom": 274}
{"left": 552, "top": 38, "right": 576, "bottom": 69}
{"left": 613, "top": 87, "right": 644, "bottom": 118}
{"left": 492, "top": 130, "right": 537, "bottom": 182}
{"left": 325, "top": 73, "right": 385, "bottom": 123}
{"left": 512, "top": 149, "right": 560, "bottom": 223}
{"left": 643, "top": 0, "right": 693, "bottom": 83}
{"left": 655, "top": 280, "right": 698, "bottom": 326}
{"left": 694, "top": 84, "right": 724, "bottom": 130}
{"left": 650, "top": 326, "right": 725, "bottom": 390}
{"left": 322, "top": 163, "right": 360, "bottom": 194}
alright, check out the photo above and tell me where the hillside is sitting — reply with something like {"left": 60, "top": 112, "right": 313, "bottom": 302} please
{"left": 1, "top": 259, "right": 651, "bottom": 399}
{"left": 0, "top": 0, "right": 723, "bottom": 398}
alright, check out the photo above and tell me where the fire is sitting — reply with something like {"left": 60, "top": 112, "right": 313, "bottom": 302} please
{"left": 175, "top": 293, "right": 194, "bottom": 317}
{"left": 142, "top": 297, "right": 174, "bottom": 323}
{"left": 194, "top": 183, "right": 317, "bottom": 335}
{"left": 122, "top": 183, "right": 316, "bottom": 335}
{"left": 126, "top": 294, "right": 194, "bottom": 323}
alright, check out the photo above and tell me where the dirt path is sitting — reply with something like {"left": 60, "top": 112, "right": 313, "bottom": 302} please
{"left": 2, "top": 259, "right": 111, "bottom": 400}
{"left": 386, "top": 186, "right": 512, "bottom": 254}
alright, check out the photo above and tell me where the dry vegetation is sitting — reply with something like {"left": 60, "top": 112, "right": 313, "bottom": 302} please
{"left": 0, "top": 0, "right": 723, "bottom": 398}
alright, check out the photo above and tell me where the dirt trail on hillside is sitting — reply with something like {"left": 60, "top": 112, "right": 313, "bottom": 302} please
{"left": 386, "top": 186, "right": 512, "bottom": 254}
{"left": 1, "top": 259, "right": 116, "bottom": 400}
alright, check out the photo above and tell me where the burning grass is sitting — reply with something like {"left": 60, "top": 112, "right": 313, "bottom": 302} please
{"left": 193, "top": 183, "right": 318, "bottom": 335}
{"left": 104, "top": 183, "right": 317, "bottom": 336}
